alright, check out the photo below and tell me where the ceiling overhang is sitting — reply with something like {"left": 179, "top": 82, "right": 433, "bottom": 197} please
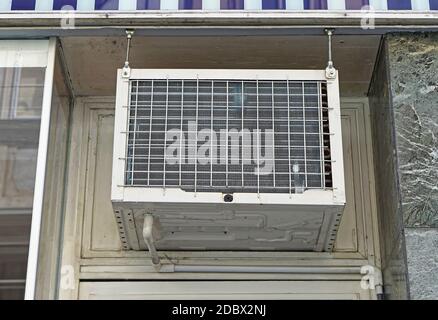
{"left": 58, "top": 35, "right": 381, "bottom": 97}
{"left": 0, "top": 11, "right": 437, "bottom": 38}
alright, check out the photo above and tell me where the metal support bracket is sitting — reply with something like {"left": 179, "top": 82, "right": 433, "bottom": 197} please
{"left": 142, "top": 214, "right": 162, "bottom": 270}
{"left": 122, "top": 30, "right": 135, "bottom": 79}
{"left": 324, "top": 29, "right": 337, "bottom": 80}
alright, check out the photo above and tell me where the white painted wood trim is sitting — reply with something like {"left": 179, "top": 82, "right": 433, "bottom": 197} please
{"left": 360, "top": 98, "right": 382, "bottom": 267}
{"left": 34, "top": 92, "right": 71, "bottom": 299}
{"left": 24, "top": 38, "right": 57, "bottom": 300}
{"left": 57, "top": 99, "right": 89, "bottom": 300}
{"left": 79, "top": 281, "right": 372, "bottom": 300}
{"left": 339, "top": 98, "right": 381, "bottom": 267}
{"left": 58, "top": 96, "right": 380, "bottom": 299}
{"left": 83, "top": 98, "right": 376, "bottom": 259}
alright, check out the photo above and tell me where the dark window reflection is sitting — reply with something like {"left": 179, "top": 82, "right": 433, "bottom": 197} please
{"left": 303, "top": 0, "right": 328, "bottom": 10}
{"left": 95, "top": 0, "right": 119, "bottom": 10}
{"left": 179, "top": 0, "right": 202, "bottom": 10}
{"left": 0, "top": 67, "right": 45, "bottom": 300}
{"left": 137, "top": 0, "right": 161, "bottom": 10}
{"left": 53, "top": 0, "right": 78, "bottom": 10}
{"left": 11, "top": 0, "right": 36, "bottom": 10}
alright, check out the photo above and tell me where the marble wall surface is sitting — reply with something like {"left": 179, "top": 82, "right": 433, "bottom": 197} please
{"left": 370, "top": 32, "right": 438, "bottom": 299}
{"left": 387, "top": 33, "right": 438, "bottom": 229}
{"left": 387, "top": 33, "right": 438, "bottom": 300}
{"left": 369, "top": 40, "right": 409, "bottom": 300}
{"left": 405, "top": 228, "right": 438, "bottom": 299}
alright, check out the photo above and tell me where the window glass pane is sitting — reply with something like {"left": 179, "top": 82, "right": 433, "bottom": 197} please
{"left": 137, "top": 0, "right": 161, "bottom": 10}
{"left": 179, "top": 0, "right": 202, "bottom": 9}
{"left": 262, "top": 0, "right": 286, "bottom": 9}
{"left": 304, "top": 0, "right": 328, "bottom": 9}
{"left": 95, "top": 0, "right": 119, "bottom": 10}
{"left": 11, "top": 0, "right": 36, "bottom": 10}
{"left": 53, "top": 0, "right": 78, "bottom": 10}
{"left": 221, "top": 0, "right": 244, "bottom": 9}
{"left": 387, "top": 0, "right": 412, "bottom": 9}
{"left": 0, "top": 40, "right": 48, "bottom": 300}
{"left": 0, "top": 68, "right": 45, "bottom": 119}
{"left": 345, "top": 0, "right": 369, "bottom": 9}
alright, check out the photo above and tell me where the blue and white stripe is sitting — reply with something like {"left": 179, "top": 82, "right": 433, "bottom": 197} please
{"left": 1, "top": 0, "right": 437, "bottom": 11}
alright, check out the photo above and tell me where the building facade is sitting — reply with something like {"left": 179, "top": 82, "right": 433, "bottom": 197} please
{"left": 0, "top": 0, "right": 437, "bottom": 300}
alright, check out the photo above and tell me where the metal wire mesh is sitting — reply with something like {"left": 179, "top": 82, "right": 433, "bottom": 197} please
{"left": 124, "top": 79, "right": 332, "bottom": 193}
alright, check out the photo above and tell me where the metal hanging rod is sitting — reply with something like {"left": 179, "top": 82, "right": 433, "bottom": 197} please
{"left": 122, "top": 29, "right": 135, "bottom": 78}
{"left": 324, "top": 28, "right": 337, "bottom": 79}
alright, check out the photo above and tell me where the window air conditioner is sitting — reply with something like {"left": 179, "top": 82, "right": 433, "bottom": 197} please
{"left": 112, "top": 69, "right": 345, "bottom": 252}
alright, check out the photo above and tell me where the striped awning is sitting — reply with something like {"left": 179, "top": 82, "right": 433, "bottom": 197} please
{"left": 0, "top": 0, "right": 437, "bottom": 12}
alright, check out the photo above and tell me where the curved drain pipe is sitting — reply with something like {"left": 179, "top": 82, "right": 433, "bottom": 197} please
{"left": 142, "top": 215, "right": 161, "bottom": 269}
{"left": 158, "top": 264, "right": 384, "bottom": 299}
{"left": 142, "top": 215, "right": 384, "bottom": 298}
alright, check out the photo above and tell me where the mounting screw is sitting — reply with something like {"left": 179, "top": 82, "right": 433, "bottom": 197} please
{"left": 126, "top": 29, "right": 134, "bottom": 39}
{"left": 223, "top": 194, "right": 234, "bottom": 203}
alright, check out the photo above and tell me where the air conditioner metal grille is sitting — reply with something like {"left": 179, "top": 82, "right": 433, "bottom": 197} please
{"left": 125, "top": 79, "right": 332, "bottom": 194}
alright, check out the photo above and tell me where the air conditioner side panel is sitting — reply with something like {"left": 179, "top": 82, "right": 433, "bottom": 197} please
{"left": 111, "top": 69, "right": 129, "bottom": 202}
{"left": 112, "top": 201, "right": 344, "bottom": 252}
{"left": 327, "top": 73, "right": 346, "bottom": 204}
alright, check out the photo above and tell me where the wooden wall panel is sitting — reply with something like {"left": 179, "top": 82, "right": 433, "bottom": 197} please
{"left": 58, "top": 97, "right": 380, "bottom": 299}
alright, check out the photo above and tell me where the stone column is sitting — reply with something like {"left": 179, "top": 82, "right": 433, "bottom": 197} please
{"left": 370, "top": 33, "right": 438, "bottom": 300}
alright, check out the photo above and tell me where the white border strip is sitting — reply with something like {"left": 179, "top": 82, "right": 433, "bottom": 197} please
{"left": 2, "top": 11, "right": 436, "bottom": 20}
{"left": 412, "top": 0, "right": 430, "bottom": 11}
{"left": 0, "top": 0, "right": 436, "bottom": 12}
{"left": 35, "top": 0, "right": 54, "bottom": 11}
{"left": 77, "top": 0, "right": 95, "bottom": 11}
{"left": 161, "top": 0, "right": 179, "bottom": 10}
{"left": 245, "top": 0, "right": 262, "bottom": 10}
{"left": 286, "top": 0, "right": 304, "bottom": 10}
{"left": 0, "top": 0, "right": 11, "bottom": 11}
{"left": 328, "top": 0, "right": 346, "bottom": 10}
{"left": 203, "top": 0, "right": 221, "bottom": 10}
{"left": 24, "top": 38, "right": 57, "bottom": 301}
{"left": 119, "top": 0, "right": 137, "bottom": 11}
{"left": 369, "top": 0, "right": 388, "bottom": 10}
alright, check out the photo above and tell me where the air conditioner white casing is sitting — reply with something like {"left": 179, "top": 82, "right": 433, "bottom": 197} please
{"left": 112, "top": 69, "right": 345, "bottom": 252}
